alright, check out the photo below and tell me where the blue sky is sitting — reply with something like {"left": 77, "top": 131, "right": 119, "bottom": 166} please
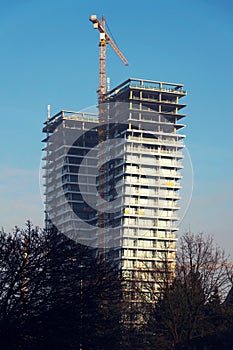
{"left": 0, "top": 0, "right": 233, "bottom": 254}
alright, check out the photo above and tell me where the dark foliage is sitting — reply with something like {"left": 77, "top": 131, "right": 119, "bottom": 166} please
{"left": 1, "top": 226, "right": 233, "bottom": 350}
{"left": 0, "top": 222, "right": 123, "bottom": 350}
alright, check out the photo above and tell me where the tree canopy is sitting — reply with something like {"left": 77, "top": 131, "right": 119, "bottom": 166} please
{"left": 0, "top": 225, "right": 233, "bottom": 350}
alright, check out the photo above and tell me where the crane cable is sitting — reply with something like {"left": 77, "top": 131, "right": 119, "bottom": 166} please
{"left": 105, "top": 20, "right": 119, "bottom": 49}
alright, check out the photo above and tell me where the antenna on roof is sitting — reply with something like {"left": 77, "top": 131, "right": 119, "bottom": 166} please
{"left": 47, "top": 104, "right": 51, "bottom": 120}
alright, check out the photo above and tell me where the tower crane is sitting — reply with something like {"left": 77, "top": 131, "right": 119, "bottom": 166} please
{"left": 89, "top": 15, "right": 128, "bottom": 104}
{"left": 89, "top": 15, "right": 128, "bottom": 253}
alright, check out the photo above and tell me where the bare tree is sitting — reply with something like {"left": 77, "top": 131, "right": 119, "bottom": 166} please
{"left": 144, "top": 231, "right": 233, "bottom": 349}
{"left": 176, "top": 232, "right": 233, "bottom": 301}
{"left": 0, "top": 222, "right": 124, "bottom": 350}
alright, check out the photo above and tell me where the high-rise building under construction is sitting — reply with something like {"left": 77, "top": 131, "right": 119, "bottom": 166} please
{"left": 42, "top": 77, "right": 186, "bottom": 303}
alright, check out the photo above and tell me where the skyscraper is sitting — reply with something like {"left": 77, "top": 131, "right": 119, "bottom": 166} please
{"left": 42, "top": 77, "right": 186, "bottom": 310}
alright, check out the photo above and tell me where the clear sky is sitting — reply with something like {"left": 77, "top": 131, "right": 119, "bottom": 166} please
{"left": 1, "top": 0, "right": 233, "bottom": 254}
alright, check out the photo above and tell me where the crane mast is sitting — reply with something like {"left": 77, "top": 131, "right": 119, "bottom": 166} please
{"left": 89, "top": 15, "right": 128, "bottom": 254}
{"left": 89, "top": 14, "right": 128, "bottom": 103}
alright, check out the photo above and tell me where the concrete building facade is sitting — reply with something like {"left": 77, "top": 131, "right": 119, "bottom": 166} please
{"left": 42, "top": 78, "right": 186, "bottom": 315}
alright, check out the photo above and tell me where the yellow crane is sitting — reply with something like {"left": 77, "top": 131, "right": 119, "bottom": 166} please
{"left": 89, "top": 15, "right": 128, "bottom": 104}
{"left": 89, "top": 15, "right": 128, "bottom": 252}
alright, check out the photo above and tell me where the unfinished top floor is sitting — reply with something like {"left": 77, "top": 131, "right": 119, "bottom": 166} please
{"left": 106, "top": 77, "right": 187, "bottom": 100}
